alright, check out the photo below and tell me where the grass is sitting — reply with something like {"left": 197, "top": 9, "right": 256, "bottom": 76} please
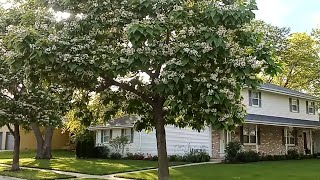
{"left": 117, "top": 159, "right": 320, "bottom": 180}
{"left": 0, "top": 166, "right": 74, "bottom": 180}
{"left": 0, "top": 150, "right": 182, "bottom": 175}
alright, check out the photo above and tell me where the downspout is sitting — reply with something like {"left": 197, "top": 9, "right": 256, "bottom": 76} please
{"left": 310, "top": 129, "right": 313, "bottom": 155}
{"left": 256, "top": 124, "right": 259, "bottom": 153}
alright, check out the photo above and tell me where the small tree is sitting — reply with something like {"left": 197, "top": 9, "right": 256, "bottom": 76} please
{"left": 109, "top": 136, "right": 129, "bottom": 155}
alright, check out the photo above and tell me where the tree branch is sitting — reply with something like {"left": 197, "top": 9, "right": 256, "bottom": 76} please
{"left": 102, "top": 77, "right": 154, "bottom": 106}
{"left": 6, "top": 124, "right": 14, "bottom": 135}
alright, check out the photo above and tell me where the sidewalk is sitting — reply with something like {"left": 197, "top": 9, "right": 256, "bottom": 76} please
{"left": 0, "top": 161, "right": 218, "bottom": 180}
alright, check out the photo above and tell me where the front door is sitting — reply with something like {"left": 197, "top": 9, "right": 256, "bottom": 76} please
{"left": 219, "top": 130, "right": 231, "bottom": 157}
{"left": 303, "top": 132, "right": 309, "bottom": 154}
{"left": 219, "top": 131, "right": 226, "bottom": 157}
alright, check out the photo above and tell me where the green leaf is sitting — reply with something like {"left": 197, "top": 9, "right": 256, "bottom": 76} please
{"left": 205, "top": 96, "right": 212, "bottom": 104}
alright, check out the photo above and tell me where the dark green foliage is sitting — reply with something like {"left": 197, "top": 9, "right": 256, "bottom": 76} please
{"left": 75, "top": 138, "right": 96, "bottom": 158}
{"left": 287, "top": 149, "right": 300, "bottom": 160}
{"left": 95, "top": 146, "right": 110, "bottom": 159}
{"left": 152, "top": 155, "right": 158, "bottom": 161}
{"left": 183, "top": 149, "right": 210, "bottom": 163}
{"left": 236, "top": 151, "right": 260, "bottom": 163}
{"left": 110, "top": 152, "right": 123, "bottom": 160}
{"left": 225, "top": 141, "right": 241, "bottom": 163}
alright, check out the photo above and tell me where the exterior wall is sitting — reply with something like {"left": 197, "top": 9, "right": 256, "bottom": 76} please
{"left": 0, "top": 126, "right": 10, "bottom": 150}
{"left": 212, "top": 124, "right": 316, "bottom": 157}
{"left": 0, "top": 126, "right": 70, "bottom": 150}
{"left": 242, "top": 89, "right": 319, "bottom": 121}
{"left": 95, "top": 125, "right": 212, "bottom": 156}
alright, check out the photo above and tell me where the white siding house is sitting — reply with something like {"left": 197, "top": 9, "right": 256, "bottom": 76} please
{"left": 89, "top": 116, "right": 212, "bottom": 156}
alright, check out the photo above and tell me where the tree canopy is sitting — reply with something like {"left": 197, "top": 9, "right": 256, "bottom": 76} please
{"left": 1, "top": 0, "right": 280, "bottom": 179}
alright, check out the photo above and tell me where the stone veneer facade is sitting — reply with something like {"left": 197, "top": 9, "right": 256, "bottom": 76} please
{"left": 212, "top": 124, "right": 312, "bottom": 158}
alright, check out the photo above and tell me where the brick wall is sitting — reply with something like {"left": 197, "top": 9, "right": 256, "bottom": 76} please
{"left": 211, "top": 124, "right": 311, "bottom": 158}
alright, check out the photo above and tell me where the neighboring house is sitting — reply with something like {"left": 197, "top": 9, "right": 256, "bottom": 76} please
{"left": 88, "top": 116, "right": 212, "bottom": 156}
{"left": 0, "top": 126, "right": 71, "bottom": 151}
{"left": 213, "top": 83, "right": 320, "bottom": 158}
{"left": 89, "top": 83, "right": 320, "bottom": 158}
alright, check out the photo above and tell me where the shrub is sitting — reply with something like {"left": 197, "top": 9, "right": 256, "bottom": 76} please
{"left": 110, "top": 152, "right": 123, "bottom": 159}
{"left": 225, "top": 141, "right": 241, "bottom": 163}
{"left": 184, "top": 149, "right": 210, "bottom": 163}
{"left": 133, "top": 153, "right": 145, "bottom": 160}
{"left": 109, "top": 136, "right": 129, "bottom": 155}
{"left": 76, "top": 137, "right": 96, "bottom": 158}
{"left": 287, "top": 149, "right": 299, "bottom": 160}
{"left": 95, "top": 146, "right": 110, "bottom": 159}
{"left": 152, "top": 155, "right": 158, "bottom": 161}
{"left": 236, "top": 151, "right": 259, "bottom": 163}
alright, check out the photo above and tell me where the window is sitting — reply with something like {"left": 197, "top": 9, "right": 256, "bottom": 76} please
{"left": 249, "top": 90, "right": 261, "bottom": 107}
{"left": 289, "top": 98, "right": 299, "bottom": 113}
{"left": 243, "top": 126, "right": 257, "bottom": 144}
{"left": 121, "top": 128, "right": 134, "bottom": 143}
{"left": 306, "top": 101, "right": 315, "bottom": 115}
{"left": 286, "top": 129, "right": 295, "bottom": 146}
{"left": 101, "top": 129, "right": 112, "bottom": 143}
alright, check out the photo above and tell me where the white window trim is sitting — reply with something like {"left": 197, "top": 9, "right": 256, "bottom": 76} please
{"left": 291, "top": 99, "right": 299, "bottom": 113}
{"left": 286, "top": 129, "right": 295, "bottom": 146}
{"left": 101, "top": 129, "right": 111, "bottom": 143}
{"left": 122, "top": 128, "right": 133, "bottom": 143}
{"left": 243, "top": 126, "right": 257, "bottom": 145}
{"left": 308, "top": 102, "right": 315, "bottom": 115}
{"left": 251, "top": 91, "right": 260, "bottom": 107}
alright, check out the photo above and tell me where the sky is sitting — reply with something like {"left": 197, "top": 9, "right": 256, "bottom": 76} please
{"left": 1, "top": 0, "right": 319, "bottom": 33}
{"left": 255, "top": 0, "right": 320, "bottom": 33}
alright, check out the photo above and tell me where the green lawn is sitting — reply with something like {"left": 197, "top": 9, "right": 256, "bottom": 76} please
{"left": 0, "top": 166, "right": 74, "bottom": 180}
{"left": 118, "top": 159, "right": 320, "bottom": 180}
{"left": 0, "top": 150, "right": 181, "bottom": 175}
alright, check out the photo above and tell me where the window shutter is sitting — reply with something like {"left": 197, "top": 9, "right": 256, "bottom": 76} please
{"left": 289, "top": 98, "right": 292, "bottom": 112}
{"left": 131, "top": 128, "right": 134, "bottom": 143}
{"left": 257, "top": 127, "right": 261, "bottom": 145}
{"left": 240, "top": 126, "right": 244, "bottom": 145}
{"left": 110, "top": 129, "right": 113, "bottom": 139}
{"left": 297, "top": 99, "right": 300, "bottom": 112}
{"left": 306, "top": 101, "right": 309, "bottom": 114}
{"left": 121, "top": 129, "right": 124, "bottom": 137}
{"left": 259, "top": 92, "right": 262, "bottom": 107}
{"left": 282, "top": 128, "right": 286, "bottom": 146}
{"left": 294, "top": 129, "right": 298, "bottom": 146}
{"left": 249, "top": 90, "right": 252, "bottom": 106}
{"left": 101, "top": 130, "right": 104, "bottom": 143}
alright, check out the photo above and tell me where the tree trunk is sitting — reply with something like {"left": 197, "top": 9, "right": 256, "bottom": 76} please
{"left": 31, "top": 124, "right": 54, "bottom": 159}
{"left": 12, "top": 124, "right": 20, "bottom": 171}
{"left": 154, "top": 107, "right": 169, "bottom": 180}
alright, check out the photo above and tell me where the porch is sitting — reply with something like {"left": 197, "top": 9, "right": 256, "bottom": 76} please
{"left": 212, "top": 123, "right": 320, "bottom": 158}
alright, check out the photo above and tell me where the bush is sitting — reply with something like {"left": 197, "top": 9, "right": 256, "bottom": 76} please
{"left": 125, "top": 153, "right": 144, "bottom": 160}
{"left": 152, "top": 155, "right": 158, "bottom": 161}
{"left": 236, "top": 151, "right": 259, "bottom": 163}
{"left": 76, "top": 137, "right": 96, "bottom": 158}
{"left": 225, "top": 141, "right": 241, "bottom": 163}
{"left": 184, "top": 149, "right": 210, "bottom": 163}
{"left": 95, "top": 146, "right": 110, "bottom": 159}
{"left": 287, "top": 149, "right": 299, "bottom": 160}
{"left": 110, "top": 152, "right": 123, "bottom": 159}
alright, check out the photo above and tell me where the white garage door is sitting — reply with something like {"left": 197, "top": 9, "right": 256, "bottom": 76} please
{"left": 5, "top": 132, "right": 14, "bottom": 150}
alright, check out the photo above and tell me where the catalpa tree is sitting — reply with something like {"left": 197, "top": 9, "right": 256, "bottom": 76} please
{"left": 4, "top": 0, "right": 279, "bottom": 179}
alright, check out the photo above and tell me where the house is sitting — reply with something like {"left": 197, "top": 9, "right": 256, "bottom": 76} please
{"left": 0, "top": 126, "right": 71, "bottom": 151}
{"left": 88, "top": 116, "right": 212, "bottom": 156}
{"left": 213, "top": 83, "right": 320, "bottom": 158}
{"left": 89, "top": 83, "right": 320, "bottom": 158}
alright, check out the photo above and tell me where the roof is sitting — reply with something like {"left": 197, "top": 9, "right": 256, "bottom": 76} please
{"left": 88, "top": 115, "right": 136, "bottom": 130}
{"left": 258, "top": 83, "right": 320, "bottom": 101}
{"left": 246, "top": 114, "right": 320, "bottom": 128}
